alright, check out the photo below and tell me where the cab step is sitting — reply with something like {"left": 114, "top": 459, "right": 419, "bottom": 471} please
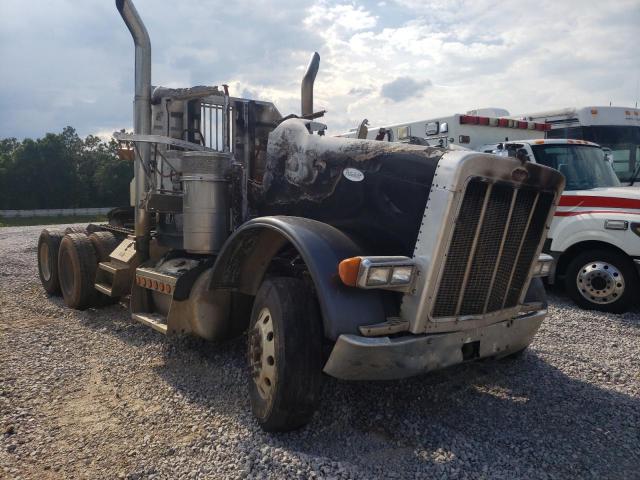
{"left": 94, "top": 237, "right": 138, "bottom": 297}
{"left": 131, "top": 312, "right": 168, "bottom": 334}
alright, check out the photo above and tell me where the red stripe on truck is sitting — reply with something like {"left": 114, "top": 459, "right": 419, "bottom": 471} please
{"left": 554, "top": 210, "right": 640, "bottom": 217}
{"left": 559, "top": 196, "right": 640, "bottom": 209}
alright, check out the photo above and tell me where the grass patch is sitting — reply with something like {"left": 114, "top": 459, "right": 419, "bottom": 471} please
{"left": 0, "top": 215, "right": 107, "bottom": 228}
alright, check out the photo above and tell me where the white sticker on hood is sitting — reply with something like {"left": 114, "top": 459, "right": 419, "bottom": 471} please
{"left": 343, "top": 167, "right": 365, "bottom": 182}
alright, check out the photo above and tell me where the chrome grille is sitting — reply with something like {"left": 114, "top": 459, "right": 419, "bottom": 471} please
{"left": 432, "top": 177, "right": 554, "bottom": 319}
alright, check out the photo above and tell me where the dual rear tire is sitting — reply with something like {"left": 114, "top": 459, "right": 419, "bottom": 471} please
{"left": 58, "top": 233, "right": 99, "bottom": 309}
{"left": 37, "top": 229, "right": 120, "bottom": 310}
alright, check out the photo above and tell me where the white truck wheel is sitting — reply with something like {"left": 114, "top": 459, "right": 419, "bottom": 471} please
{"left": 564, "top": 249, "right": 638, "bottom": 313}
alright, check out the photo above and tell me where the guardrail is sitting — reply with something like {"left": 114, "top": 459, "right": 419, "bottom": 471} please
{"left": 0, "top": 208, "right": 114, "bottom": 218}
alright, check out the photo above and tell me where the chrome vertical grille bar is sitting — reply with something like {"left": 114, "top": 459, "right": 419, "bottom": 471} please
{"left": 501, "top": 192, "right": 540, "bottom": 309}
{"left": 209, "top": 105, "right": 213, "bottom": 148}
{"left": 482, "top": 188, "right": 518, "bottom": 313}
{"left": 215, "top": 107, "right": 219, "bottom": 150}
{"left": 454, "top": 182, "right": 493, "bottom": 317}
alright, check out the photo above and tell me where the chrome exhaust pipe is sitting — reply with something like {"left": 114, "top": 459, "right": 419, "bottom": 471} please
{"left": 301, "top": 52, "right": 320, "bottom": 117}
{"left": 116, "top": 0, "right": 151, "bottom": 258}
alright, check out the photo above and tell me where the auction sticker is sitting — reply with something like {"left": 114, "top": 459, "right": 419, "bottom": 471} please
{"left": 343, "top": 167, "right": 365, "bottom": 182}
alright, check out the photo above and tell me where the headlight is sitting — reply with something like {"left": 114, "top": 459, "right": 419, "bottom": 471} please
{"left": 390, "top": 266, "right": 414, "bottom": 285}
{"left": 367, "top": 267, "right": 391, "bottom": 286}
{"left": 338, "top": 256, "right": 416, "bottom": 291}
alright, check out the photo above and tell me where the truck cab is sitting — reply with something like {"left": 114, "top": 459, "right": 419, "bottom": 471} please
{"left": 480, "top": 139, "right": 640, "bottom": 312}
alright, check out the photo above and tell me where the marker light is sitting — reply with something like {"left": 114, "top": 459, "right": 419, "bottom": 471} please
{"left": 604, "top": 219, "right": 628, "bottom": 231}
{"left": 338, "top": 257, "right": 361, "bottom": 287}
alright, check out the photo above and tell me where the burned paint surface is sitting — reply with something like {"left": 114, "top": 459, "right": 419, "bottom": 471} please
{"left": 258, "top": 119, "right": 445, "bottom": 255}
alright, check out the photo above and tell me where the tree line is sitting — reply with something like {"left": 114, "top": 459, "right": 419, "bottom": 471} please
{"left": 0, "top": 127, "right": 132, "bottom": 210}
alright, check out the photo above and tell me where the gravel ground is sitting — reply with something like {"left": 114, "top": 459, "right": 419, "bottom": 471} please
{"left": 1, "top": 224, "right": 639, "bottom": 480}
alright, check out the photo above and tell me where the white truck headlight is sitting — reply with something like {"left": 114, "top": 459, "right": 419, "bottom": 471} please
{"left": 532, "top": 253, "right": 554, "bottom": 277}
{"left": 338, "top": 256, "right": 416, "bottom": 291}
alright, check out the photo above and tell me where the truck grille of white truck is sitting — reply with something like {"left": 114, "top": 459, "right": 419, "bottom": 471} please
{"left": 432, "top": 177, "right": 554, "bottom": 318}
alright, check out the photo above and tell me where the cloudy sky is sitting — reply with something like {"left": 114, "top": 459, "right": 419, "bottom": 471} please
{"left": 1, "top": 0, "right": 638, "bottom": 139}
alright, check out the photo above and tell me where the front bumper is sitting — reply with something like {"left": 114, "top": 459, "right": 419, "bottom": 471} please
{"left": 323, "top": 309, "right": 546, "bottom": 380}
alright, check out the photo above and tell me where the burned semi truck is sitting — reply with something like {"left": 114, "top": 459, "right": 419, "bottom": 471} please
{"left": 36, "top": 0, "right": 564, "bottom": 431}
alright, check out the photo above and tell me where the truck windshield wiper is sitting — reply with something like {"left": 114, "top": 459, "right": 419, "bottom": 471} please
{"left": 628, "top": 162, "right": 640, "bottom": 186}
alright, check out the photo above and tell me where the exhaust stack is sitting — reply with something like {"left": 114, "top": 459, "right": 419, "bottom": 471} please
{"left": 301, "top": 52, "right": 320, "bottom": 117}
{"left": 116, "top": 0, "right": 151, "bottom": 257}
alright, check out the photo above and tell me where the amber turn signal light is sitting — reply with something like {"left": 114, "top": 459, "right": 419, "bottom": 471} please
{"left": 338, "top": 257, "right": 361, "bottom": 287}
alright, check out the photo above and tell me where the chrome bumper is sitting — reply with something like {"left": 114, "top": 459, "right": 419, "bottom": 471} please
{"left": 323, "top": 309, "right": 546, "bottom": 380}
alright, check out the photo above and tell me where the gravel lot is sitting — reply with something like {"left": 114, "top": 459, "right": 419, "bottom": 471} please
{"left": 1, "top": 224, "right": 639, "bottom": 479}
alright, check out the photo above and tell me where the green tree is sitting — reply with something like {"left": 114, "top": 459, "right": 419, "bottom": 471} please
{"left": 0, "top": 127, "right": 133, "bottom": 210}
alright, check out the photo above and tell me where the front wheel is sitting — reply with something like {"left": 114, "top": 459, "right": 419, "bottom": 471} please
{"left": 247, "top": 277, "right": 323, "bottom": 432}
{"left": 564, "top": 249, "right": 638, "bottom": 313}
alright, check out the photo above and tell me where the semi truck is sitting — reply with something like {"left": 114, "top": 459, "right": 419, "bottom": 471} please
{"left": 36, "top": 0, "right": 564, "bottom": 431}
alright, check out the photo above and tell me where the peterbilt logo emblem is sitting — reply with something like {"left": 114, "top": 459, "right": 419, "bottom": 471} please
{"left": 343, "top": 167, "right": 365, "bottom": 182}
{"left": 511, "top": 167, "right": 529, "bottom": 182}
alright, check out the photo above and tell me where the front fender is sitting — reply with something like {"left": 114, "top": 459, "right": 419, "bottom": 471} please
{"left": 209, "top": 216, "right": 386, "bottom": 340}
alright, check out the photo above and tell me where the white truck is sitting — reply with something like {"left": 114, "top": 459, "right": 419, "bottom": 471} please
{"left": 480, "top": 139, "right": 640, "bottom": 312}
{"left": 514, "top": 106, "right": 640, "bottom": 185}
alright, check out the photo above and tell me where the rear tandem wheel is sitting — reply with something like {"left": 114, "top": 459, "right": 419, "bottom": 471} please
{"left": 58, "top": 233, "right": 100, "bottom": 310}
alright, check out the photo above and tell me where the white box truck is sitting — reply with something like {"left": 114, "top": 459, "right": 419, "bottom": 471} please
{"left": 338, "top": 108, "right": 547, "bottom": 149}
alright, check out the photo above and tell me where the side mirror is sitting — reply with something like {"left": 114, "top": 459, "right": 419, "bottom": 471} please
{"left": 516, "top": 148, "right": 530, "bottom": 163}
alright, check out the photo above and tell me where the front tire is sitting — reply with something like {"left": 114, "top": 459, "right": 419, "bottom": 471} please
{"left": 247, "top": 277, "right": 323, "bottom": 432}
{"left": 564, "top": 249, "right": 638, "bottom": 313}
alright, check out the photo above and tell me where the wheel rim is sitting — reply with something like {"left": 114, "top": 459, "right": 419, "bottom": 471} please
{"left": 59, "top": 247, "right": 74, "bottom": 298}
{"left": 249, "top": 307, "right": 276, "bottom": 401}
{"left": 576, "top": 261, "right": 625, "bottom": 305}
{"left": 39, "top": 242, "right": 51, "bottom": 281}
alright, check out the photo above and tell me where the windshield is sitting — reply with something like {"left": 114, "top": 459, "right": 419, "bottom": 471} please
{"left": 547, "top": 126, "right": 640, "bottom": 182}
{"left": 530, "top": 144, "right": 620, "bottom": 190}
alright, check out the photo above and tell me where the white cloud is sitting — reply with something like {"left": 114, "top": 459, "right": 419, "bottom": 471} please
{"left": 381, "top": 76, "right": 432, "bottom": 102}
{"left": 0, "top": 0, "right": 638, "bottom": 139}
